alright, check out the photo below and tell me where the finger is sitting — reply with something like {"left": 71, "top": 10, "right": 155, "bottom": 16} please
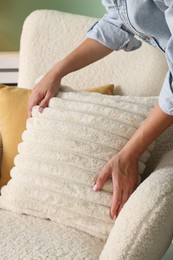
{"left": 28, "top": 100, "right": 33, "bottom": 118}
{"left": 117, "top": 179, "right": 138, "bottom": 216}
{"left": 110, "top": 177, "right": 122, "bottom": 220}
{"left": 128, "top": 177, "right": 138, "bottom": 197}
{"left": 117, "top": 177, "right": 138, "bottom": 216}
{"left": 39, "top": 92, "right": 52, "bottom": 113}
{"left": 27, "top": 90, "right": 44, "bottom": 118}
{"left": 28, "top": 97, "right": 40, "bottom": 118}
{"left": 28, "top": 109, "right": 32, "bottom": 118}
{"left": 117, "top": 189, "right": 129, "bottom": 216}
{"left": 128, "top": 186, "right": 135, "bottom": 198}
{"left": 93, "top": 165, "right": 111, "bottom": 192}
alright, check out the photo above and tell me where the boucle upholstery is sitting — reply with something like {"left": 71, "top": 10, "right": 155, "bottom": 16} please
{"left": 100, "top": 149, "right": 173, "bottom": 260}
{"left": 1, "top": 138, "right": 173, "bottom": 259}
{"left": 0, "top": 91, "right": 155, "bottom": 241}
{"left": 0, "top": 209, "right": 104, "bottom": 259}
{"left": 0, "top": 9, "right": 172, "bottom": 260}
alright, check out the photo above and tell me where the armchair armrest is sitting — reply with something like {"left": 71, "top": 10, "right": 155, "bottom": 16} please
{"left": 100, "top": 149, "right": 173, "bottom": 260}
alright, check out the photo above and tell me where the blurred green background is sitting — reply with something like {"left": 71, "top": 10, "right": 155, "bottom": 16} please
{"left": 0, "top": 0, "right": 105, "bottom": 51}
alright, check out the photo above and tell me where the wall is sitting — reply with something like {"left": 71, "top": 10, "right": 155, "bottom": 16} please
{"left": 0, "top": 0, "right": 105, "bottom": 51}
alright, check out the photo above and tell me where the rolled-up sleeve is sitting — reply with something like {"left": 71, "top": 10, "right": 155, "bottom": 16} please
{"left": 87, "top": 0, "right": 142, "bottom": 51}
{"left": 159, "top": 1, "right": 173, "bottom": 115}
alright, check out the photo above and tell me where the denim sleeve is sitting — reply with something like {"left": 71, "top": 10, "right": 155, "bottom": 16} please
{"left": 86, "top": 0, "right": 142, "bottom": 51}
{"left": 159, "top": 1, "right": 173, "bottom": 115}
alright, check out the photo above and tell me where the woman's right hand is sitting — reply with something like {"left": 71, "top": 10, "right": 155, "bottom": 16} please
{"left": 27, "top": 38, "right": 113, "bottom": 118}
{"left": 28, "top": 71, "right": 61, "bottom": 117}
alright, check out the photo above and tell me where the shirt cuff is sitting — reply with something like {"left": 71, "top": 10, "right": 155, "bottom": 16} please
{"left": 87, "top": 19, "right": 142, "bottom": 52}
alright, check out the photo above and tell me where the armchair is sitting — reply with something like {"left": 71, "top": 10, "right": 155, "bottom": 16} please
{"left": 0, "top": 10, "right": 173, "bottom": 260}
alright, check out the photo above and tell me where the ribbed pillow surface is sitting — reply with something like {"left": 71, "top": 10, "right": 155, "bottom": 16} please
{"left": 0, "top": 91, "right": 156, "bottom": 240}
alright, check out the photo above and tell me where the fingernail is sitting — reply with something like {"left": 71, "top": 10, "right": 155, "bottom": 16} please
{"left": 92, "top": 180, "right": 96, "bottom": 187}
{"left": 39, "top": 107, "right": 44, "bottom": 113}
{"left": 113, "top": 214, "right": 116, "bottom": 220}
{"left": 93, "top": 184, "right": 98, "bottom": 191}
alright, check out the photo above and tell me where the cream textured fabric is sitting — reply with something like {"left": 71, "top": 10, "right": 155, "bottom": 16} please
{"left": 0, "top": 91, "right": 155, "bottom": 241}
{"left": 18, "top": 10, "right": 168, "bottom": 97}
{"left": 0, "top": 209, "right": 104, "bottom": 260}
{"left": 100, "top": 149, "right": 173, "bottom": 260}
{"left": 1, "top": 9, "right": 171, "bottom": 259}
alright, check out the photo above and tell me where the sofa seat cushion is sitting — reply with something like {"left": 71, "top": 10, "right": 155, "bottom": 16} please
{"left": 0, "top": 209, "right": 104, "bottom": 259}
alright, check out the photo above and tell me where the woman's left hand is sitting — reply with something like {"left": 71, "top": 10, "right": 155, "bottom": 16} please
{"left": 92, "top": 104, "right": 173, "bottom": 220}
{"left": 93, "top": 151, "right": 139, "bottom": 220}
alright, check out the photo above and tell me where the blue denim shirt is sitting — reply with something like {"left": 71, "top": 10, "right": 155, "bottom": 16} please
{"left": 87, "top": 0, "right": 173, "bottom": 115}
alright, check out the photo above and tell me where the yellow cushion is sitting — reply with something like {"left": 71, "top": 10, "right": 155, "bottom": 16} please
{"left": 0, "top": 84, "right": 114, "bottom": 188}
{"left": 0, "top": 85, "right": 31, "bottom": 188}
{"left": 83, "top": 84, "right": 114, "bottom": 95}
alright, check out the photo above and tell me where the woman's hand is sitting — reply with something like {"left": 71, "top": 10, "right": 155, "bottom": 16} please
{"left": 28, "top": 71, "right": 61, "bottom": 117}
{"left": 28, "top": 39, "right": 113, "bottom": 118}
{"left": 93, "top": 104, "right": 173, "bottom": 220}
{"left": 93, "top": 151, "right": 139, "bottom": 220}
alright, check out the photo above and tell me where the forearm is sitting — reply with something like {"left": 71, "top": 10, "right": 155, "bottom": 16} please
{"left": 48, "top": 38, "right": 113, "bottom": 80}
{"left": 121, "top": 103, "right": 173, "bottom": 159}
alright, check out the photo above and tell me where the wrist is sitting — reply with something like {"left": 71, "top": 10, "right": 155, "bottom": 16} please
{"left": 120, "top": 120, "right": 149, "bottom": 160}
{"left": 120, "top": 134, "right": 144, "bottom": 161}
{"left": 49, "top": 60, "right": 67, "bottom": 81}
{"left": 112, "top": 150, "right": 139, "bottom": 179}
{"left": 118, "top": 148, "right": 140, "bottom": 164}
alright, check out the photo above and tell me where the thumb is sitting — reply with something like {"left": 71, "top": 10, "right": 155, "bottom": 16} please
{"left": 39, "top": 92, "right": 51, "bottom": 112}
{"left": 93, "top": 165, "right": 111, "bottom": 192}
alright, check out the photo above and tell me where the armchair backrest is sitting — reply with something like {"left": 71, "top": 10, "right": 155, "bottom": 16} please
{"left": 18, "top": 10, "right": 168, "bottom": 96}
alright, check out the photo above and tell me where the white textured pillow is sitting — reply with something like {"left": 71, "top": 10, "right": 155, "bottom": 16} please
{"left": 0, "top": 91, "right": 156, "bottom": 240}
